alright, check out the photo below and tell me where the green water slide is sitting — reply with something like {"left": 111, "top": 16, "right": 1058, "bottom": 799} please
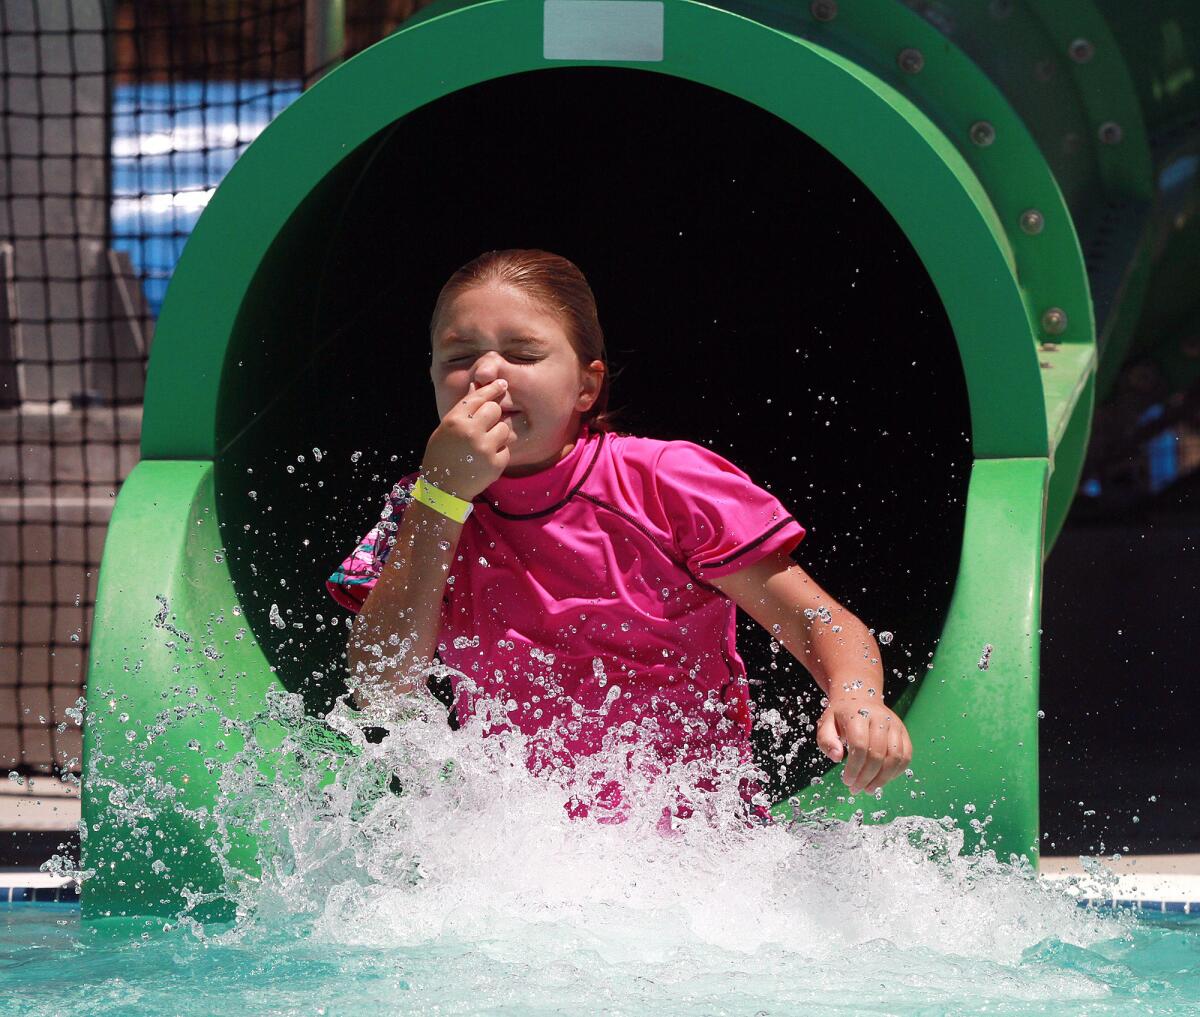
{"left": 82, "top": 0, "right": 1200, "bottom": 921}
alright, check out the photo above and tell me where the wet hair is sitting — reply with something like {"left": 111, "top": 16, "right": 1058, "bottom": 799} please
{"left": 429, "top": 249, "right": 623, "bottom": 435}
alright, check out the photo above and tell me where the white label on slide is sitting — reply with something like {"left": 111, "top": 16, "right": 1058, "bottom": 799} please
{"left": 544, "top": 1, "right": 665, "bottom": 62}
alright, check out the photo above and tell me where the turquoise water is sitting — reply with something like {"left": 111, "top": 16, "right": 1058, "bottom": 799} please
{"left": 1, "top": 903, "right": 1198, "bottom": 1015}
{"left": 6, "top": 693, "right": 1200, "bottom": 1016}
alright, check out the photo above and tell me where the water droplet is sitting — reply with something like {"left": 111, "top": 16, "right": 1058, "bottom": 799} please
{"left": 437, "top": 540, "right": 451, "bottom": 552}
{"left": 477, "top": 556, "right": 489, "bottom": 567}
{"left": 312, "top": 448, "right": 323, "bottom": 462}
{"left": 1036, "top": 709, "right": 1045, "bottom": 719}
{"left": 879, "top": 631, "right": 893, "bottom": 645}
{"left": 351, "top": 451, "right": 362, "bottom": 462}
{"left": 269, "top": 604, "right": 286, "bottom": 629}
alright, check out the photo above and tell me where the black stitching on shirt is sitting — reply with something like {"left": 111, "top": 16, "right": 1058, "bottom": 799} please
{"left": 479, "top": 431, "right": 607, "bottom": 520}
{"left": 701, "top": 518, "right": 801, "bottom": 570}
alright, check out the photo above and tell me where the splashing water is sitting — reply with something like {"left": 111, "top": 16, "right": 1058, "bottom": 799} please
{"left": 25, "top": 653, "right": 1192, "bottom": 1016}
{"left": 24, "top": 592, "right": 1195, "bottom": 1014}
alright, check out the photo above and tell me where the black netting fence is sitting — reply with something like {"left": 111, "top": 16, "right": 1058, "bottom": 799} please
{"left": 0, "top": 0, "right": 434, "bottom": 789}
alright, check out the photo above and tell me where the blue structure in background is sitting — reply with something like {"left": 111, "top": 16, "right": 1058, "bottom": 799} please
{"left": 111, "top": 81, "right": 301, "bottom": 314}
{"left": 1139, "top": 405, "right": 1180, "bottom": 494}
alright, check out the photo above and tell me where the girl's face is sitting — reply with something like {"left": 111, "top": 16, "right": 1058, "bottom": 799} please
{"left": 430, "top": 281, "right": 605, "bottom": 477}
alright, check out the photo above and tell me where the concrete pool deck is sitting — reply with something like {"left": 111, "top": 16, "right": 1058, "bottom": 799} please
{"left": 0, "top": 779, "right": 80, "bottom": 831}
{"left": 1039, "top": 854, "right": 1200, "bottom": 911}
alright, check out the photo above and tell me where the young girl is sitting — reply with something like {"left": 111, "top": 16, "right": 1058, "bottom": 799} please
{"left": 327, "top": 249, "right": 912, "bottom": 824}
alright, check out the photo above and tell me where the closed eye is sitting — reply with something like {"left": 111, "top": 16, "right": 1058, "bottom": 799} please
{"left": 448, "top": 355, "right": 539, "bottom": 364}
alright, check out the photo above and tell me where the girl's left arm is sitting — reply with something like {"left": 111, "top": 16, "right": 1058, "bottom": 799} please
{"left": 708, "top": 551, "right": 913, "bottom": 796}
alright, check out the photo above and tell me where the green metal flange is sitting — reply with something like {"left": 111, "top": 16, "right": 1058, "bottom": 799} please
{"left": 714, "top": 0, "right": 1097, "bottom": 547}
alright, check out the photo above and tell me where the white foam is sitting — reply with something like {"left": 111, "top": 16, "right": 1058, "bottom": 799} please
{"left": 194, "top": 688, "right": 1122, "bottom": 980}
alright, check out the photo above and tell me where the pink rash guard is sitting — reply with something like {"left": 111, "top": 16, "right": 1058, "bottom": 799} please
{"left": 327, "top": 425, "right": 806, "bottom": 821}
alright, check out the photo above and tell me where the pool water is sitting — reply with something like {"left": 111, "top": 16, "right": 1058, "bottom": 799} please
{"left": 7, "top": 692, "right": 1200, "bottom": 1016}
{"left": 2, "top": 898, "right": 1198, "bottom": 1014}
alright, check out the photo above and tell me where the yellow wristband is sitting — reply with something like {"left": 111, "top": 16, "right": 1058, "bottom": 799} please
{"left": 411, "top": 475, "right": 474, "bottom": 523}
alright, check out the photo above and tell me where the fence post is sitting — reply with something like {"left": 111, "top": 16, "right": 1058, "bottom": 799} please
{"left": 305, "top": 0, "right": 347, "bottom": 87}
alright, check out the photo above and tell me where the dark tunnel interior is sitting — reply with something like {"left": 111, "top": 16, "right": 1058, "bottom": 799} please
{"left": 211, "top": 67, "right": 973, "bottom": 801}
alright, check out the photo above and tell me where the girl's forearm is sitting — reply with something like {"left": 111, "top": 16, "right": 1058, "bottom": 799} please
{"left": 780, "top": 602, "right": 884, "bottom": 703}
{"left": 346, "top": 499, "right": 463, "bottom": 708}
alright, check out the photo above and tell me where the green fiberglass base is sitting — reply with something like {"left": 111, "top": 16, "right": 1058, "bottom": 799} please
{"left": 82, "top": 454, "right": 1047, "bottom": 921}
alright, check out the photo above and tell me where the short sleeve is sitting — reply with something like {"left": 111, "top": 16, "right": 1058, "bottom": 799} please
{"left": 654, "top": 441, "right": 805, "bottom": 580}
{"left": 325, "top": 472, "right": 419, "bottom": 613}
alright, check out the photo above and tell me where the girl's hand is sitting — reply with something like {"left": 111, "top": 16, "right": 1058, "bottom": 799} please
{"left": 420, "top": 379, "right": 518, "bottom": 501}
{"left": 815, "top": 695, "right": 913, "bottom": 795}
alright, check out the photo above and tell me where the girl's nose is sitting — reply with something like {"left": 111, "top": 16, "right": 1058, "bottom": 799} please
{"left": 470, "top": 350, "right": 507, "bottom": 386}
